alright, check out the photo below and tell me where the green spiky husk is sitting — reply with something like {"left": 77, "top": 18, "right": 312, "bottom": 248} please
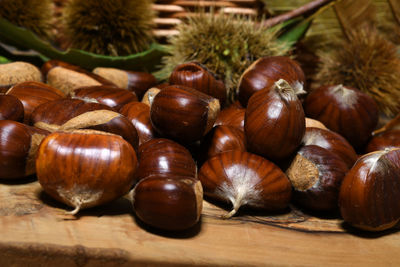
{"left": 159, "top": 12, "right": 289, "bottom": 102}
{"left": 63, "top": 0, "right": 155, "bottom": 56}
{"left": 0, "top": 0, "right": 53, "bottom": 40}
{"left": 314, "top": 27, "right": 400, "bottom": 117}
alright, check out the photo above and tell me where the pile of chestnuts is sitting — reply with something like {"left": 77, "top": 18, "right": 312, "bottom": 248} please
{"left": 0, "top": 58, "right": 399, "bottom": 233}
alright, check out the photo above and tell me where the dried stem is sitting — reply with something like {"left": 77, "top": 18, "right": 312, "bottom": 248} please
{"left": 373, "top": 113, "right": 400, "bottom": 136}
{"left": 262, "top": 0, "right": 338, "bottom": 28}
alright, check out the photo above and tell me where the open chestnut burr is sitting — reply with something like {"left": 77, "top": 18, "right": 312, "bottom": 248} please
{"left": 339, "top": 148, "right": 400, "bottom": 231}
{"left": 132, "top": 175, "right": 203, "bottom": 231}
{"left": 286, "top": 145, "right": 348, "bottom": 211}
{"left": 245, "top": 79, "right": 305, "bottom": 161}
{"left": 199, "top": 150, "right": 292, "bottom": 218}
{"left": 36, "top": 130, "right": 138, "bottom": 215}
{"left": 238, "top": 56, "right": 306, "bottom": 107}
{"left": 304, "top": 84, "right": 379, "bottom": 151}
{"left": 150, "top": 85, "right": 220, "bottom": 144}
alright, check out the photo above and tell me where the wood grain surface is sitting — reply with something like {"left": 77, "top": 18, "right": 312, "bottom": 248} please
{"left": 0, "top": 179, "right": 399, "bottom": 266}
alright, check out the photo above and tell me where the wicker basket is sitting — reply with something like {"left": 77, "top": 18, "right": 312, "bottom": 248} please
{"left": 153, "top": 0, "right": 265, "bottom": 39}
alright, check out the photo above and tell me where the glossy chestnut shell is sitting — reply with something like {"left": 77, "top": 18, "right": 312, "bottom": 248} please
{"left": 302, "top": 127, "right": 358, "bottom": 169}
{"left": 169, "top": 62, "right": 226, "bottom": 105}
{"left": 36, "top": 130, "right": 138, "bottom": 213}
{"left": 238, "top": 56, "right": 306, "bottom": 107}
{"left": 214, "top": 106, "right": 245, "bottom": 131}
{"left": 199, "top": 150, "right": 292, "bottom": 218}
{"left": 366, "top": 130, "right": 400, "bottom": 153}
{"left": 286, "top": 145, "right": 348, "bottom": 211}
{"left": 339, "top": 148, "right": 400, "bottom": 231}
{"left": 136, "top": 138, "right": 197, "bottom": 181}
{"left": 150, "top": 85, "right": 220, "bottom": 143}
{"left": 0, "top": 95, "right": 24, "bottom": 122}
{"left": 304, "top": 84, "right": 379, "bottom": 150}
{"left": 245, "top": 79, "right": 305, "bottom": 161}
{"left": 132, "top": 175, "right": 203, "bottom": 231}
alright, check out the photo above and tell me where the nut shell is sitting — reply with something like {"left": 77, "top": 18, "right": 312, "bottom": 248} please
{"left": 366, "top": 130, "right": 400, "bottom": 153}
{"left": 214, "top": 106, "right": 245, "bottom": 131}
{"left": 339, "top": 148, "right": 400, "bottom": 231}
{"left": 132, "top": 176, "right": 203, "bottom": 231}
{"left": 36, "top": 131, "right": 137, "bottom": 213}
{"left": 0, "top": 95, "right": 24, "bottom": 122}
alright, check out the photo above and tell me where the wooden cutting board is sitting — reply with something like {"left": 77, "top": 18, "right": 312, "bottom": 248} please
{"left": 0, "top": 178, "right": 399, "bottom": 266}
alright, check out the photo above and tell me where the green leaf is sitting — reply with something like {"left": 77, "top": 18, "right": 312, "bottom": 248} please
{"left": 0, "top": 55, "right": 11, "bottom": 64}
{"left": 0, "top": 17, "right": 169, "bottom": 72}
{"left": 277, "top": 19, "right": 312, "bottom": 47}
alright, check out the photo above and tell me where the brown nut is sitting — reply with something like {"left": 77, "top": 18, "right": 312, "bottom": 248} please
{"left": 0, "top": 62, "right": 42, "bottom": 93}
{"left": 304, "top": 84, "right": 379, "bottom": 150}
{"left": 238, "top": 56, "right": 306, "bottom": 107}
{"left": 339, "top": 148, "right": 400, "bottom": 231}
{"left": 286, "top": 145, "right": 348, "bottom": 211}
{"left": 0, "top": 95, "right": 24, "bottom": 122}
{"left": 36, "top": 130, "right": 138, "bottom": 214}
{"left": 150, "top": 85, "right": 220, "bottom": 143}
{"left": 199, "top": 150, "right": 292, "bottom": 218}
{"left": 245, "top": 79, "right": 305, "bottom": 161}
{"left": 169, "top": 62, "right": 226, "bottom": 105}
{"left": 136, "top": 138, "right": 197, "bottom": 181}
{"left": 119, "top": 101, "right": 156, "bottom": 145}
{"left": 214, "top": 106, "right": 245, "bottom": 131}
{"left": 93, "top": 67, "right": 157, "bottom": 100}
{"left": 366, "top": 130, "right": 400, "bottom": 153}
{"left": 6, "top": 81, "right": 65, "bottom": 124}
{"left": 70, "top": 85, "right": 138, "bottom": 111}
{"left": 0, "top": 120, "right": 49, "bottom": 179}
{"left": 132, "top": 175, "right": 203, "bottom": 231}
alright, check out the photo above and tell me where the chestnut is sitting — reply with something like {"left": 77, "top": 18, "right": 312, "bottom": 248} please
{"left": 169, "top": 62, "right": 226, "bottom": 105}
{"left": 304, "top": 84, "right": 379, "bottom": 150}
{"left": 136, "top": 138, "right": 197, "bottom": 181}
{"left": 238, "top": 56, "right": 306, "bottom": 107}
{"left": 339, "top": 148, "right": 400, "bottom": 231}
{"left": 0, "top": 95, "right": 24, "bottom": 122}
{"left": 286, "top": 145, "right": 348, "bottom": 211}
{"left": 245, "top": 79, "right": 305, "bottom": 161}
{"left": 302, "top": 127, "right": 358, "bottom": 169}
{"left": 150, "top": 85, "right": 220, "bottom": 143}
{"left": 70, "top": 85, "right": 138, "bottom": 111}
{"left": 214, "top": 106, "right": 245, "bottom": 131}
{"left": 36, "top": 130, "right": 138, "bottom": 214}
{"left": 119, "top": 101, "right": 156, "bottom": 145}
{"left": 0, "top": 120, "right": 49, "bottom": 179}
{"left": 0, "top": 62, "right": 42, "bottom": 93}
{"left": 198, "top": 150, "right": 292, "bottom": 218}
{"left": 93, "top": 67, "right": 157, "bottom": 99}
{"left": 31, "top": 99, "right": 139, "bottom": 151}
{"left": 6, "top": 81, "right": 66, "bottom": 124}
{"left": 366, "top": 130, "right": 400, "bottom": 153}
{"left": 132, "top": 175, "right": 203, "bottom": 231}
{"left": 305, "top": 117, "right": 327, "bottom": 130}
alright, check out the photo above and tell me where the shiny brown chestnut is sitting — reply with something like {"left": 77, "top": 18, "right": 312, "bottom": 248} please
{"left": 214, "top": 106, "right": 245, "bottom": 131}
{"left": 199, "top": 150, "right": 292, "bottom": 218}
{"left": 366, "top": 130, "right": 400, "bottom": 153}
{"left": 31, "top": 99, "right": 138, "bottom": 151}
{"left": 302, "top": 127, "right": 358, "bottom": 169}
{"left": 0, "top": 95, "right": 24, "bottom": 122}
{"left": 132, "top": 175, "right": 203, "bottom": 231}
{"left": 36, "top": 130, "right": 138, "bottom": 214}
{"left": 6, "top": 81, "right": 65, "bottom": 124}
{"left": 286, "top": 145, "right": 348, "bottom": 211}
{"left": 150, "top": 85, "right": 220, "bottom": 143}
{"left": 93, "top": 67, "right": 157, "bottom": 99}
{"left": 238, "top": 56, "right": 306, "bottom": 107}
{"left": 339, "top": 148, "right": 400, "bottom": 231}
{"left": 119, "top": 102, "right": 156, "bottom": 145}
{"left": 136, "top": 138, "right": 197, "bottom": 181}
{"left": 245, "top": 79, "right": 305, "bottom": 161}
{"left": 304, "top": 84, "right": 379, "bottom": 150}
{"left": 0, "top": 62, "right": 42, "bottom": 93}
{"left": 70, "top": 85, "right": 138, "bottom": 111}
{"left": 0, "top": 120, "right": 49, "bottom": 179}
{"left": 169, "top": 62, "right": 226, "bottom": 105}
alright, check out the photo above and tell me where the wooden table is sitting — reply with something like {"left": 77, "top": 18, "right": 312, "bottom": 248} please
{"left": 1, "top": 179, "right": 399, "bottom": 266}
